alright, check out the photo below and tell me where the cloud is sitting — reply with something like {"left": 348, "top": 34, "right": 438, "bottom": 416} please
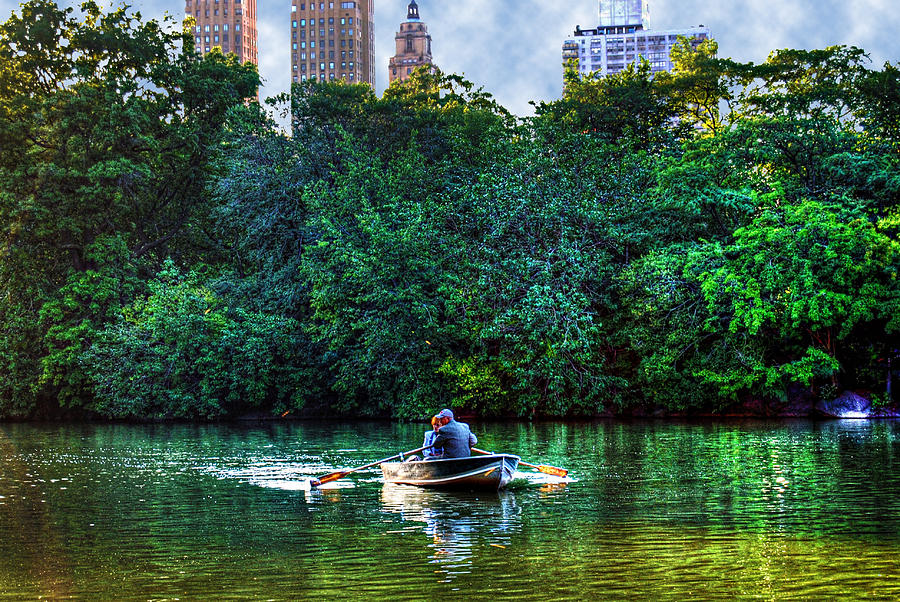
{"left": 1, "top": 0, "right": 898, "bottom": 116}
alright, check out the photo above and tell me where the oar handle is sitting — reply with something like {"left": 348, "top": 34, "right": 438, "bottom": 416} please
{"left": 312, "top": 444, "right": 434, "bottom": 487}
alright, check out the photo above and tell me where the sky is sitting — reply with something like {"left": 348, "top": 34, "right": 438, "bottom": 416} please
{"left": 1, "top": 0, "right": 898, "bottom": 117}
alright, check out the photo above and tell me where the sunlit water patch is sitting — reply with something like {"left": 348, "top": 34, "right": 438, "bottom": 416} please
{"left": 193, "top": 459, "right": 329, "bottom": 490}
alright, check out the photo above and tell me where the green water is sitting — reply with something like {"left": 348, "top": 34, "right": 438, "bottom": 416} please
{"left": 1, "top": 420, "right": 899, "bottom": 599}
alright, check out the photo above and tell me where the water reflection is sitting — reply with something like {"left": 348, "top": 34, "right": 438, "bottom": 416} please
{"left": 380, "top": 484, "right": 522, "bottom": 582}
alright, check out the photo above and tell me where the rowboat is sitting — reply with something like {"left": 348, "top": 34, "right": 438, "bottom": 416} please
{"left": 380, "top": 454, "right": 520, "bottom": 491}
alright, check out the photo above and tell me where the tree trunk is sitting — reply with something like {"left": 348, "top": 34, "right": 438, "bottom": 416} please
{"left": 888, "top": 355, "right": 894, "bottom": 401}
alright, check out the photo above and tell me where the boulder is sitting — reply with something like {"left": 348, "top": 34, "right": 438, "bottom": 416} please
{"left": 814, "top": 391, "right": 900, "bottom": 418}
{"left": 815, "top": 391, "right": 870, "bottom": 418}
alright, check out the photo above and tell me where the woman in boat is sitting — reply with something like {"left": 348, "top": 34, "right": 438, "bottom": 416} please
{"left": 422, "top": 415, "right": 444, "bottom": 460}
{"left": 431, "top": 409, "right": 477, "bottom": 458}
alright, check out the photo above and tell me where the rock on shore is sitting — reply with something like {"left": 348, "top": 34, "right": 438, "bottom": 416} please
{"left": 815, "top": 391, "right": 900, "bottom": 418}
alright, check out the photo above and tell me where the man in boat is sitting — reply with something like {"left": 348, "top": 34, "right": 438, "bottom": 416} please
{"left": 430, "top": 409, "right": 477, "bottom": 458}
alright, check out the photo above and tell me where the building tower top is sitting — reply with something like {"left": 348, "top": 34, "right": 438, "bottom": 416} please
{"left": 599, "top": 0, "right": 649, "bottom": 29}
{"left": 407, "top": 1, "right": 420, "bottom": 22}
{"left": 390, "top": 0, "right": 434, "bottom": 84}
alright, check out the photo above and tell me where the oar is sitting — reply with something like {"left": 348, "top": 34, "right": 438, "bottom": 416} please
{"left": 310, "top": 444, "right": 434, "bottom": 487}
{"left": 472, "top": 447, "right": 568, "bottom": 477}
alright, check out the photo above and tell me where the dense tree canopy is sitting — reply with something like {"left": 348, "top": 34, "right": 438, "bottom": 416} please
{"left": 0, "top": 1, "right": 258, "bottom": 417}
{"left": 1, "top": 2, "right": 898, "bottom": 419}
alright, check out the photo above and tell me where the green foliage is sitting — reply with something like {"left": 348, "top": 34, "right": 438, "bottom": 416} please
{"left": 443, "top": 136, "right": 636, "bottom": 415}
{"left": 695, "top": 199, "right": 899, "bottom": 395}
{"left": 536, "top": 60, "right": 683, "bottom": 149}
{"left": 856, "top": 62, "right": 900, "bottom": 146}
{"left": 84, "top": 261, "right": 303, "bottom": 419}
{"left": 37, "top": 235, "right": 141, "bottom": 408}
{"left": 622, "top": 199, "right": 899, "bottom": 407}
{"left": 298, "top": 139, "right": 451, "bottom": 417}
{"left": 0, "top": 1, "right": 258, "bottom": 417}
{"left": 736, "top": 46, "right": 868, "bottom": 122}
{"left": 437, "top": 356, "right": 508, "bottom": 414}
{"left": 663, "top": 37, "right": 735, "bottom": 135}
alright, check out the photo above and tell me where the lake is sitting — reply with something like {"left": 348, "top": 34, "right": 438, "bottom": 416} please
{"left": 1, "top": 420, "right": 899, "bottom": 599}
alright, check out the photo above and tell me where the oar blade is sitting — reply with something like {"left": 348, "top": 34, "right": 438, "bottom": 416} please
{"left": 537, "top": 464, "right": 568, "bottom": 477}
{"left": 309, "top": 471, "right": 347, "bottom": 487}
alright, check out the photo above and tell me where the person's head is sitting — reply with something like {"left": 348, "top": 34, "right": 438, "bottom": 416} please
{"left": 437, "top": 408, "right": 453, "bottom": 425}
{"left": 431, "top": 415, "right": 441, "bottom": 431}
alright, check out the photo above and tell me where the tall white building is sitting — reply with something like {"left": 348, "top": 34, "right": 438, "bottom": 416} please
{"left": 563, "top": 0, "right": 709, "bottom": 77}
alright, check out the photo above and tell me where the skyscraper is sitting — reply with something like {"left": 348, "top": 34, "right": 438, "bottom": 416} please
{"left": 185, "top": 0, "right": 258, "bottom": 65}
{"left": 290, "top": 0, "right": 376, "bottom": 86}
{"left": 388, "top": 1, "right": 434, "bottom": 84}
{"left": 563, "top": 0, "right": 709, "bottom": 78}
{"left": 598, "top": 0, "right": 649, "bottom": 28}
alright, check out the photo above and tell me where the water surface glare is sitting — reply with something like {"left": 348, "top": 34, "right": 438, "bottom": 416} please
{"left": 1, "top": 420, "right": 899, "bottom": 599}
